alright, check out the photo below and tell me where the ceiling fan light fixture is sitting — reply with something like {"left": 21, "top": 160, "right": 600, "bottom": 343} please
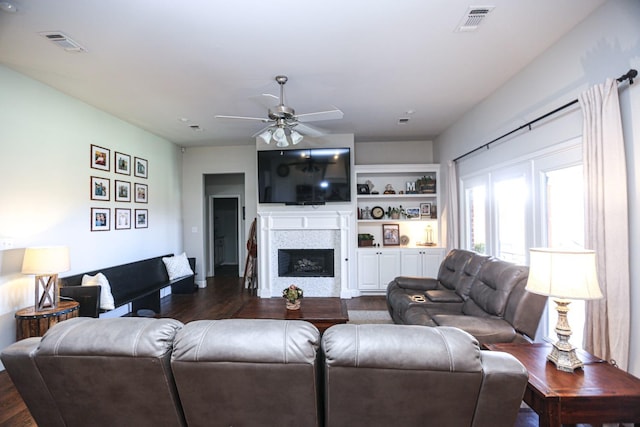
{"left": 273, "top": 127, "right": 288, "bottom": 147}
{"left": 291, "top": 130, "right": 303, "bottom": 145}
{"left": 258, "top": 129, "right": 272, "bottom": 144}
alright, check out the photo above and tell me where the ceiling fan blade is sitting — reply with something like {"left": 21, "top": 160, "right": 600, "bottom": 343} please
{"left": 248, "top": 93, "right": 279, "bottom": 109}
{"left": 295, "top": 108, "right": 344, "bottom": 122}
{"left": 215, "top": 114, "right": 270, "bottom": 122}
{"left": 294, "top": 122, "right": 327, "bottom": 137}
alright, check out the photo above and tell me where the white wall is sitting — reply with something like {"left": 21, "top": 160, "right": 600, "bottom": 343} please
{"left": 181, "top": 144, "right": 258, "bottom": 284}
{"left": 434, "top": 0, "right": 640, "bottom": 375}
{"left": 355, "top": 140, "right": 433, "bottom": 164}
{"left": 0, "top": 66, "right": 184, "bottom": 369}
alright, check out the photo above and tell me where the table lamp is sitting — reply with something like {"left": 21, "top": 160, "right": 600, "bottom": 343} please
{"left": 525, "top": 248, "right": 603, "bottom": 372}
{"left": 22, "top": 246, "right": 70, "bottom": 311}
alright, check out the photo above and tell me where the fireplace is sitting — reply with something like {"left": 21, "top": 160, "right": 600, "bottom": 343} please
{"left": 278, "top": 249, "right": 335, "bottom": 277}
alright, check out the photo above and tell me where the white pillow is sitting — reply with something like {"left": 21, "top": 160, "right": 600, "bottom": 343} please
{"left": 81, "top": 272, "right": 115, "bottom": 311}
{"left": 163, "top": 252, "right": 194, "bottom": 280}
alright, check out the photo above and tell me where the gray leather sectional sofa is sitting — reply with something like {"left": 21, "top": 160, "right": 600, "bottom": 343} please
{"left": 387, "top": 249, "right": 548, "bottom": 344}
{"left": 2, "top": 317, "right": 528, "bottom": 427}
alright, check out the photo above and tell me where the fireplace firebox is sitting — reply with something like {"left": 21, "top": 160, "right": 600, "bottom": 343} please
{"left": 278, "top": 249, "right": 335, "bottom": 277}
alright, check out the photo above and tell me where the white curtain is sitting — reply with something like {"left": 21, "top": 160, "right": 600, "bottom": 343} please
{"left": 580, "top": 78, "right": 630, "bottom": 370}
{"left": 445, "top": 161, "right": 459, "bottom": 251}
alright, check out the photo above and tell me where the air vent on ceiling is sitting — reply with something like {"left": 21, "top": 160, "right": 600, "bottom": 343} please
{"left": 39, "top": 32, "right": 87, "bottom": 52}
{"left": 455, "top": 6, "right": 495, "bottom": 32}
{"left": 397, "top": 117, "right": 410, "bottom": 125}
{"left": 189, "top": 125, "right": 203, "bottom": 132}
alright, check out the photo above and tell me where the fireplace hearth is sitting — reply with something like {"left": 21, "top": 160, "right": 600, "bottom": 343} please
{"left": 278, "top": 249, "right": 335, "bottom": 278}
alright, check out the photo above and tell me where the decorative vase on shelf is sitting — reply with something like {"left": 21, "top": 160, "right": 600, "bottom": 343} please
{"left": 286, "top": 300, "right": 301, "bottom": 310}
{"left": 283, "top": 285, "right": 303, "bottom": 311}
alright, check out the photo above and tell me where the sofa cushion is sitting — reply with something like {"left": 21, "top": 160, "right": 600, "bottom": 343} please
{"left": 431, "top": 314, "right": 517, "bottom": 344}
{"left": 323, "top": 324, "right": 482, "bottom": 371}
{"left": 463, "top": 259, "right": 528, "bottom": 317}
{"left": 437, "top": 249, "right": 476, "bottom": 291}
{"left": 81, "top": 272, "right": 115, "bottom": 310}
{"left": 162, "top": 252, "right": 194, "bottom": 280}
{"left": 455, "top": 253, "right": 491, "bottom": 298}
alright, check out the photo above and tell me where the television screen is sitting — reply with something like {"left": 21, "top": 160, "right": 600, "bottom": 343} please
{"left": 257, "top": 148, "right": 351, "bottom": 204}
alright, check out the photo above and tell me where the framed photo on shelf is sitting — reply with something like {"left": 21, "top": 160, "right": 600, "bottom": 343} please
{"left": 90, "top": 176, "right": 110, "bottom": 201}
{"left": 134, "top": 183, "right": 148, "bottom": 203}
{"left": 405, "top": 206, "right": 420, "bottom": 219}
{"left": 90, "top": 144, "right": 110, "bottom": 171}
{"left": 420, "top": 202, "right": 432, "bottom": 218}
{"left": 114, "top": 180, "right": 131, "bottom": 202}
{"left": 90, "top": 207, "right": 110, "bottom": 231}
{"left": 382, "top": 223, "right": 400, "bottom": 246}
{"left": 114, "top": 151, "right": 131, "bottom": 175}
{"left": 134, "top": 157, "right": 148, "bottom": 178}
{"left": 134, "top": 209, "right": 148, "bottom": 228}
{"left": 115, "top": 208, "right": 131, "bottom": 230}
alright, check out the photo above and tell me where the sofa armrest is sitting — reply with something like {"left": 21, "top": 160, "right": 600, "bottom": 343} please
{"left": 425, "top": 289, "right": 463, "bottom": 303}
{"left": 391, "top": 276, "right": 439, "bottom": 291}
{"left": 1, "top": 338, "right": 66, "bottom": 427}
{"left": 60, "top": 285, "right": 101, "bottom": 318}
{"left": 474, "top": 351, "right": 528, "bottom": 427}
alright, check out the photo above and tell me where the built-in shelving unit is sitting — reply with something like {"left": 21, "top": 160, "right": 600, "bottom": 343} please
{"left": 354, "top": 164, "right": 445, "bottom": 294}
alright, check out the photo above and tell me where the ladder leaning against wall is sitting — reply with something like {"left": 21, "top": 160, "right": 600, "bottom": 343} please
{"left": 243, "top": 218, "right": 257, "bottom": 292}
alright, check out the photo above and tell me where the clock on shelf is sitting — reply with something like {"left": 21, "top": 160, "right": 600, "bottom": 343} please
{"left": 371, "top": 206, "right": 385, "bottom": 220}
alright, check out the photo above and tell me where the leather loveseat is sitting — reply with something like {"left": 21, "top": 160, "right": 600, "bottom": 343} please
{"left": 2, "top": 317, "right": 528, "bottom": 427}
{"left": 387, "top": 249, "right": 548, "bottom": 344}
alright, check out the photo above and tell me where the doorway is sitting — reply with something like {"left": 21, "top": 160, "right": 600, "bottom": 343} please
{"left": 209, "top": 196, "right": 242, "bottom": 277}
{"left": 204, "top": 173, "right": 245, "bottom": 278}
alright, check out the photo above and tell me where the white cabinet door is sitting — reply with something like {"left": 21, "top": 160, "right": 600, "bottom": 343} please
{"left": 400, "top": 248, "right": 445, "bottom": 278}
{"left": 378, "top": 250, "right": 401, "bottom": 290}
{"left": 357, "top": 249, "right": 401, "bottom": 291}
{"left": 400, "top": 249, "right": 422, "bottom": 277}
{"left": 421, "top": 250, "right": 444, "bottom": 277}
{"left": 357, "top": 250, "right": 381, "bottom": 290}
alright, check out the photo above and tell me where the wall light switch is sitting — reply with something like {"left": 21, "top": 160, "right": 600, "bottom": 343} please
{"left": 191, "top": 227, "right": 198, "bottom": 233}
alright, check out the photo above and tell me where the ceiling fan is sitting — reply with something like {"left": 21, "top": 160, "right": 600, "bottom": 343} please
{"left": 215, "top": 75, "right": 343, "bottom": 147}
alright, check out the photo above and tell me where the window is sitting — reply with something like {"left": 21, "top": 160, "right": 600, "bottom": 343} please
{"left": 465, "top": 185, "right": 487, "bottom": 254}
{"left": 541, "top": 164, "right": 585, "bottom": 346}
{"left": 459, "top": 139, "right": 583, "bottom": 342}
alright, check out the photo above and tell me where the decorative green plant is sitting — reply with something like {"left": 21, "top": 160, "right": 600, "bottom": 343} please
{"left": 282, "top": 284, "right": 304, "bottom": 303}
{"left": 386, "top": 205, "right": 405, "bottom": 218}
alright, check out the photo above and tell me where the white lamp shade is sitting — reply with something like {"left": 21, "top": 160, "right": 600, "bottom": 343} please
{"left": 526, "top": 248, "right": 602, "bottom": 300}
{"left": 290, "top": 130, "right": 303, "bottom": 145}
{"left": 22, "top": 246, "right": 70, "bottom": 275}
{"left": 257, "top": 129, "right": 272, "bottom": 144}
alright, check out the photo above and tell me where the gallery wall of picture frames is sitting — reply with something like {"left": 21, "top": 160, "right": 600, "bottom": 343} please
{"left": 90, "top": 144, "right": 149, "bottom": 231}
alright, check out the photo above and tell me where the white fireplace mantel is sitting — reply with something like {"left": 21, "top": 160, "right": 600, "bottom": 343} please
{"left": 257, "top": 210, "right": 353, "bottom": 298}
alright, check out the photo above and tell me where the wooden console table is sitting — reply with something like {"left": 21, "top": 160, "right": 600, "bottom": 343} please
{"left": 486, "top": 342, "right": 640, "bottom": 427}
{"left": 232, "top": 297, "right": 348, "bottom": 334}
{"left": 15, "top": 300, "right": 80, "bottom": 340}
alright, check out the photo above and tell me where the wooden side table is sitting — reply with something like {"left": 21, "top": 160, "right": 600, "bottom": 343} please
{"left": 15, "top": 300, "right": 80, "bottom": 340}
{"left": 486, "top": 342, "right": 640, "bottom": 427}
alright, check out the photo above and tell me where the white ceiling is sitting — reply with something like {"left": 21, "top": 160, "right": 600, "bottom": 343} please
{"left": 0, "top": 0, "right": 606, "bottom": 147}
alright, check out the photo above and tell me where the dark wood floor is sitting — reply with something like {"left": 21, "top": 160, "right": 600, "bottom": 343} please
{"left": 0, "top": 275, "right": 559, "bottom": 427}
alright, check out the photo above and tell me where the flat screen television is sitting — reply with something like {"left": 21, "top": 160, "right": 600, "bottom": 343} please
{"left": 257, "top": 148, "right": 351, "bottom": 204}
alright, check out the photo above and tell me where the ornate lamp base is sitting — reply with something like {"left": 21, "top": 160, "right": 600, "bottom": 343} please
{"left": 548, "top": 299, "right": 583, "bottom": 373}
{"left": 35, "top": 274, "right": 59, "bottom": 311}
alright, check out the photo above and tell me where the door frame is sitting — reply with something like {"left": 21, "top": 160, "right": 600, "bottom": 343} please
{"left": 208, "top": 195, "right": 243, "bottom": 277}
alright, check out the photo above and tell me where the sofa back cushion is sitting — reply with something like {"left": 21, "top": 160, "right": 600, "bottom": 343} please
{"left": 171, "top": 319, "right": 321, "bottom": 427}
{"left": 322, "top": 324, "right": 485, "bottom": 426}
{"left": 454, "top": 252, "right": 491, "bottom": 299}
{"left": 437, "top": 249, "right": 476, "bottom": 291}
{"left": 463, "top": 259, "right": 529, "bottom": 318}
{"left": 34, "top": 317, "right": 186, "bottom": 427}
